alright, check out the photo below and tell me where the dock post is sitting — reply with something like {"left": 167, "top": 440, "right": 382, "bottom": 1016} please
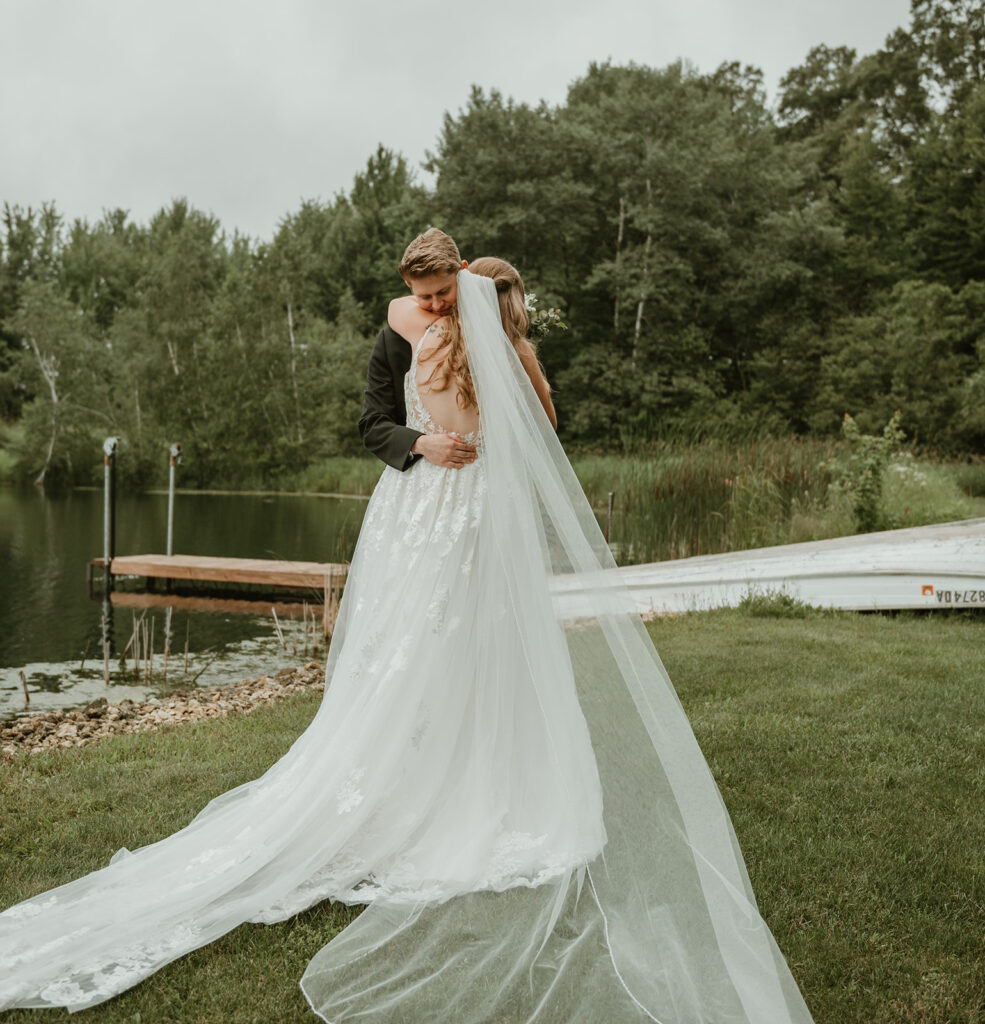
{"left": 323, "top": 570, "right": 341, "bottom": 638}
{"left": 100, "top": 595, "right": 114, "bottom": 685}
{"left": 605, "top": 491, "right": 615, "bottom": 543}
{"left": 102, "top": 437, "right": 119, "bottom": 593}
{"left": 167, "top": 442, "right": 182, "bottom": 556}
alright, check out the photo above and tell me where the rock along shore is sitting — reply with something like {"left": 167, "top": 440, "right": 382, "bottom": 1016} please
{"left": 1, "top": 663, "right": 326, "bottom": 760}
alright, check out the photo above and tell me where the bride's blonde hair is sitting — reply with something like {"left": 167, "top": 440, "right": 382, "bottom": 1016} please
{"left": 399, "top": 229, "right": 474, "bottom": 411}
{"left": 467, "top": 257, "right": 530, "bottom": 347}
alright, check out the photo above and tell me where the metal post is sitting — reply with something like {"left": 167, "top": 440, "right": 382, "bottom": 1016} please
{"left": 100, "top": 595, "right": 113, "bottom": 686}
{"left": 102, "top": 437, "right": 119, "bottom": 592}
{"left": 163, "top": 604, "right": 174, "bottom": 683}
{"left": 605, "top": 491, "right": 615, "bottom": 543}
{"left": 167, "top": 442, "right": 181, "bottom": 557}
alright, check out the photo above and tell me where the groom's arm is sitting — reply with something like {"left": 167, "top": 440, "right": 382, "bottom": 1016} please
{"left": 358, "top": 328, "right": 423, "bottom": 472}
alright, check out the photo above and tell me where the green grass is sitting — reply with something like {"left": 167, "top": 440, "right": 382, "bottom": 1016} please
{"left": 955, "top": 461, "right": 985, "bottom": 499}
{"left": 735, "top": 588, "right": 814, "bottom": 618}
{"left": 571, "top": 443, "right": 985, "bottom": 564}
{"left": 652, "top": 609, "right": 985, "bottom": 1024}
{"left": 284, "top": 457, "right": 384, "bottom": 497}
{"left": 571, "top": 439, "right": 843, "bottom": 563}
{"left": 881, "top": 457, "right": 985, "bottom": 529}
{"left": 2, "top": 610, "right": 984, "bottom": 1022}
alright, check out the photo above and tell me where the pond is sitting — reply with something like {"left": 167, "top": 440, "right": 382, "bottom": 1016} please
{"left": 0, "top": 487, "right": 368, "bottom": 719}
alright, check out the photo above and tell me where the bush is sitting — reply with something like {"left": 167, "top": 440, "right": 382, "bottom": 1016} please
{"left": 737, "top": 588, "right": 813, "bottom": 618}
{"left": 955, "top": 461, "right": 985, "bottom": 498}
{"left": 828, "top": 410, "right": 906, "bottom": 533}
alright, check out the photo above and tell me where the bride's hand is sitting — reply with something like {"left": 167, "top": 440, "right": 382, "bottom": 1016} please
{"left": 412, "top": 433, "right": 477, "bottom": 469}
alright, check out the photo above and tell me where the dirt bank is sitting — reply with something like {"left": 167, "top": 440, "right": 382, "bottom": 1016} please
{"left": 1, "top": 663, "right": 325, "bottom": 759}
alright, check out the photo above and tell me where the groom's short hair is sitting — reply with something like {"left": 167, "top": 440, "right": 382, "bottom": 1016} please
{"left": 399, "top": 228, "right": 461, "bottom": 279}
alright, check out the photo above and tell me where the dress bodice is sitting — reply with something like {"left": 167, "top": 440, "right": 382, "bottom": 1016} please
{"left": 404, "top": 325, "right": 482, "bottom": 448}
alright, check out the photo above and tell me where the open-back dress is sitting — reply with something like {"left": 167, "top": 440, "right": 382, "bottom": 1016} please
{"left": 0, "top": 272, "right": 814, "bottom": 1024}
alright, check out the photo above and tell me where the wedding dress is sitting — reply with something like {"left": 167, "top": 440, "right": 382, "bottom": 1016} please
{"left": 0, "top": 272, "right": 815, "bottom": 1022}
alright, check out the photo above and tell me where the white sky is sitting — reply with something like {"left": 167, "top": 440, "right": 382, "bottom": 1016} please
{"left": 0, "top": 0, "right": 913, "bottom": 242}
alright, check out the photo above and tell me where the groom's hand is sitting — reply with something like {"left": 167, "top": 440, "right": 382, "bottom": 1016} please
{"left": 412, "top": 433, "right": 478, "bottom": 469}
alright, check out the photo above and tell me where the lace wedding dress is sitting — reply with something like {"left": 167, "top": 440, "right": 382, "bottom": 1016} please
{"left": 0, "top": 273, "right": 815, "bottom": 1023}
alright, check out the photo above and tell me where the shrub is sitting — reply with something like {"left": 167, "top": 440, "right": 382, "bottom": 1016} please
{"left": 829, "top": 410, "right": 906, "bottom": 533}
{"left": 737, "top": 588, "right": 813, "bottom": 618}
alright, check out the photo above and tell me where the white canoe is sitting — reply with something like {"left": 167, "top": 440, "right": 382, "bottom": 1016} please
{"left": 554, "top": 518, "right": 985, "bottom": 617}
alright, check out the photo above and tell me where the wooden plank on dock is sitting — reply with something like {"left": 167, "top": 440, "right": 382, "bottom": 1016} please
{"left": 93, "top": 554, "right": 348, "bottom": 590}
{"left": 109, "top": 591, "right": 315, "bottom": 617}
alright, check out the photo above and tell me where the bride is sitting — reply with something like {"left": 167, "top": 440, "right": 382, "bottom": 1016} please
{"left": 0, "top": 232, "right": 815, "bottom": 1023}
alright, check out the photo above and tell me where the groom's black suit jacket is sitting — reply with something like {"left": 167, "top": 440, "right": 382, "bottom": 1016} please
{"left": 358, "top": 325, "right": 424, "bottom": 472}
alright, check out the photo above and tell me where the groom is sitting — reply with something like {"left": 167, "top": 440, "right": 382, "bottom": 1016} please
{"left": 358, "top": 229, "right": 478, "bottom": 471}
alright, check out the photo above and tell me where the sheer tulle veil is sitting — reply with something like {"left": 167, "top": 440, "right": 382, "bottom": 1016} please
{"left": 0, "top": 269, "right": 815, "bottom": 1022}
{"left": 300, "top": 270, "right": 814, "bottom": 1021}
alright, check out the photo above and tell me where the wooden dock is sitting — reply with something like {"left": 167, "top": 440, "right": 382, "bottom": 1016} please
{"left": 89, "top": 554, "right": 348, "bottom": 632}
{"left": 108, "top": 591, "right": 316, "bottom": 618}
{"left": 92, "top": 554, "right": 347, "bottom": 590}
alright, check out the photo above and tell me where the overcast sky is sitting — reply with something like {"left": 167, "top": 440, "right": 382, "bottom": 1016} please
{"left": 1, "top": 0, "right": 912, "bottom": 242}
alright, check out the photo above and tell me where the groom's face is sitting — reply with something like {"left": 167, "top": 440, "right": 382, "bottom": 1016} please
{"left": 406, "top": 271, "right": 458, "bottom": 316}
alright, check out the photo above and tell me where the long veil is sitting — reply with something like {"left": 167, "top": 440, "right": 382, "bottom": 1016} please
{"left": 299, "top": 271, "right": 814, "bottom": 1022}
{"left": 0, "top": 270, "right": 814, "bottom": 1023}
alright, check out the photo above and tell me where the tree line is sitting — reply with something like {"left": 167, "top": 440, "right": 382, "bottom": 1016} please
{"left": 2, "top": 0, "right": 984, "bottom": 489}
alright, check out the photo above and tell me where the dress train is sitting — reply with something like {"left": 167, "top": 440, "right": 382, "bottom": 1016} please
{"left": 0, "top": 272, "right": 815, "bottom": 1023}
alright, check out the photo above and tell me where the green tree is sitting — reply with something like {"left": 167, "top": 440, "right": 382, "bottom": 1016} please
{"left": 0, "top": 203, "right": 65, "bottom": 417}
{"left": 810, "top": 279, "right": 985, "bottom": 448}
{"left": 777, "top": 43, "right": 865, "bottom": 180}
{"left": 428, "top": 86, "right": 595, "bottom": 302}
{"left": 551, "top": 62, "right": 838, "bottom": 442}
{"left": 136, "top": 199, "right": 228, "bottom": 463}
{"left": 905, "top": 82, "right": 985, "bottom": 285}
{"left": 4, "top": 279, "right": 108, "bottom": 487}
{"left": 61, "top": 209, "right": 144, "bottom": 332}
{"left": 911, "top": 0, "right": 985, "bottom": 111}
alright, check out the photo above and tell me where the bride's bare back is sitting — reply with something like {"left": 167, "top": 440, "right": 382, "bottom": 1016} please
{"left": 414, "top": 323, "right": 480, "bottom": 439}
{"left": 388, "top": 289, "right": 557, "bottom": 438}
{"left": 388, "top": 297, "right": 479, "bottom": 439}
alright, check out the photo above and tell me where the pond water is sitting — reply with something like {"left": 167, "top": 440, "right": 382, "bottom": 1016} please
{"left": 0, "top": 487, "right": 368, "bottom": 719}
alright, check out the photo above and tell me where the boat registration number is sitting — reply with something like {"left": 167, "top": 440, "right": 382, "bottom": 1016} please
{"left": 931, "top": 588, "right": 985, "bottom": 604}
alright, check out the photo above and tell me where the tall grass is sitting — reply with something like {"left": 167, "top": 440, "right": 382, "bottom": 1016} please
{"left": 571, "top": 438, "right": 843, "bottom": 563}
{"left": 879, "top": 456, "right": 983, "bottom": 528}
{"left": 283, "top": 457, "right": 384, "bottom": 496}
{"left": 955, "top": 460, "right": 985, "bottom": 498}
{"left": 571, "top": 440, "right": 985, "bottom": 565}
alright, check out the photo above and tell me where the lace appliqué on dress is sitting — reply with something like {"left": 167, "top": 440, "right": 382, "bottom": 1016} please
{"left": 337, "top": 768, "right": 367, "bottom": 814}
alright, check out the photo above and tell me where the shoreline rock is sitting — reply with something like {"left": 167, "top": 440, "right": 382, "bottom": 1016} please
{"left": 1, "top": 663, "right": 325, "bottom": 760}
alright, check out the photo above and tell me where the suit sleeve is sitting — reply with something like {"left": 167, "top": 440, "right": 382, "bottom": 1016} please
{"left": 358, "top": 329, "right": 423, "bottom": 472}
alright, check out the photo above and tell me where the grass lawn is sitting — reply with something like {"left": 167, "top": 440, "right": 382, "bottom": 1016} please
{"left": 2, "top": 609, "right": 984, "bottom": 1023}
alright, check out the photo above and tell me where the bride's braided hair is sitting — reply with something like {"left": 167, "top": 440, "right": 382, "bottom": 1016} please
{"left": 467, "top": 257, "right": 530, "bottom": 346}
{"left": 470, "top": 257, "right": 551, "bottom": 400}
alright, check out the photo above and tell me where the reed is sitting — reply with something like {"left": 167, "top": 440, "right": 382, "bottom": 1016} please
{"left": 955, "top": 460, "right": 985, "bottom": 498}
{"left": 570, "top": 437, "right": 842, "bottom": 564}
{"left": 288, "top": 457, "right": 384, "bottom": 497}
